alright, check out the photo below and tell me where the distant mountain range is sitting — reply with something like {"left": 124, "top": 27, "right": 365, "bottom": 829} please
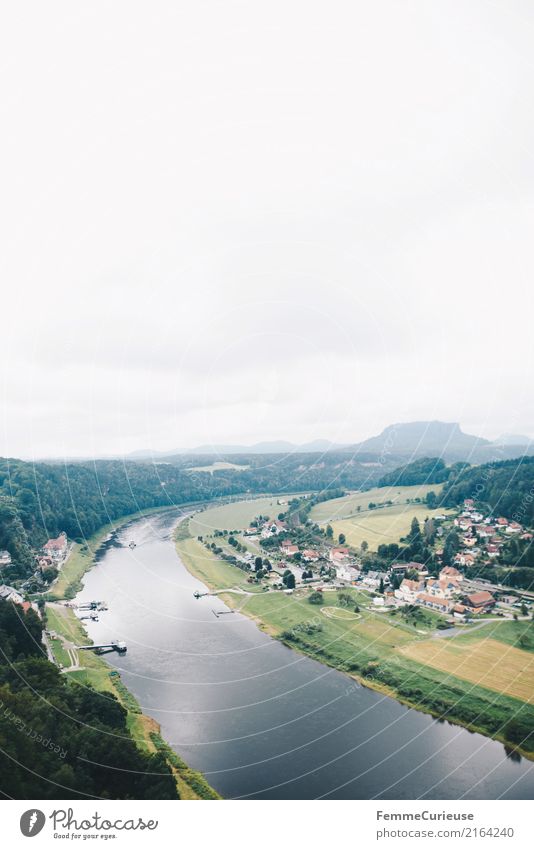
{"left": 124, "top": 421, "right": 533, "bottom": 463}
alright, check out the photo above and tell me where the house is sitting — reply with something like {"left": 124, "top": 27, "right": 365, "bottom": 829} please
{"left": 395, "top": 578, "right": 425, "bottom": 603}
{"left": 0, "top": 550, "right": 12, "bottom": 567}
{"left": 462, "top": 535, "right": 476, "bottom": 548}
{"left": 280, "top": 540, "right": 298, "bottom": 556}
{"left": 454, "top": 552, "right": 475, "bottom": 567}
{"left": 337, "top": 564, "right": 361, "bottom": 582}
{"left": 302, "top": 549, "right": 319, "bottom": 562}
{"left": 0, "top": 584, "right": 24, "bottom": 605}
{"left": 520, "top": 532, "right": 533, "bottom": 541}
{"left": 454, "top": 517, "right": 472, "bottom": 530}
{"left": 464, "top": 499, "right": 475, "bottom": 509}
{"left": 244, "top": 527, "right": 258, "bottom": 537}
{"left": 427, "top": 579, "right": 456, "bottom": 599}
{"left": 43, "top": 532, "right": 68, "bottom": 560}
{"left": 475, "top": 524, "right": 493, "bottom": 539}
{"left": 486, "top": 544, "right": 500, "bottom": 558}
{"left": 361, "top": 571, "right": 388, "bottom": 589}
{"left": 329, "top": 547, "right": 350, "bottom": 563}
{"left": 439, "top": 565, "right": 464, "bottom": 584}
{"left": 505, "top": 522, "right": 523, "bottom": 535}
{"left": 463, "top": 590, "right": 495, "bottom": 613}
{"left": 416, "top": 593, "right": 452, "bottom": 613}
{"left": 389, "top": 563, "right": 407, "bottom": 577}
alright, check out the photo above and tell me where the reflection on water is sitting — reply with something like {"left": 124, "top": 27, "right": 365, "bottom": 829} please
{"left": 76, "top": 511, "right": 534, "bottom": 800}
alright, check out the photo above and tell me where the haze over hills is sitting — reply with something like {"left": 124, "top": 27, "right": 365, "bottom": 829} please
{"left": 121, "top": 421, "right": 533, "bottom": 464}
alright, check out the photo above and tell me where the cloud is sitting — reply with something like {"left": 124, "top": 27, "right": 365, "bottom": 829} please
{"left": 1, "top": 0, "right": 533, "bottom": 457}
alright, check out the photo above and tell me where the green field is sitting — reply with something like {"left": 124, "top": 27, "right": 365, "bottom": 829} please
{"left": 330, "top": 503, "right": 453, "bottom": 551}
{"left": 188, "top": 495, "right": 296, "bottom": 537}
{"left": 186, "top": 461, "right": 250, "bottom": 473}
{"left": 176, "top": 535, "right": 263, "bottom": 593}
{"left": 309, "top": 483, "right": 444, "bottom": 523}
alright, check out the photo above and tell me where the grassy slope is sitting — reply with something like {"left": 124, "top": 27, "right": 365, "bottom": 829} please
{"left": 177, "top": 502, "right": 534, "bottom": 757}
{"left": 330, "top": 504, "right": 453, "bottom": 550}
{"left": 188, "top": 495, "right": 293, "bottom": 537}
{"left": 309, "top": 483, "right": 444, "bottom": 523}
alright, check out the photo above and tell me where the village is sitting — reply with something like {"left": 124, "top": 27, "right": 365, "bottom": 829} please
{"left": 197, "top": 494, "right": 534, "bottom": 624}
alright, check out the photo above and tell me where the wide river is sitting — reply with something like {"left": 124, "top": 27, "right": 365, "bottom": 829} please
{"left": 76, "top": 510, "right": 534, "bottom": 799}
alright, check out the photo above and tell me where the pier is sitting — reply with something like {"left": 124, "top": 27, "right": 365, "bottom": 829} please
{"left": 76, "top": 640, "right": 127, "bottom": 654}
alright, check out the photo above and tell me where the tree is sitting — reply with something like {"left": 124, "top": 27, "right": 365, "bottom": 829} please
{"left": 254, "top": 556, "right": 263, "bottom": 572}
{"left": 284, "top": 572, "right": 296, "bottom": 589}
{"left": 379, "top": 577, "right": 384, "bottom": 594}
{"left": 338, "top": 533, "right": 346, "bottom": 545}
{"left": 308, "top": 590, "right": 323, "bottom": 605}
{"left": 520, "top": 602, "right": 528, "bottom": 617}
{"left": 361, "top": 540, "right": 368, "bottom": 552}
{"left": 326, "top": 524, "right": 333, "bottom": 539}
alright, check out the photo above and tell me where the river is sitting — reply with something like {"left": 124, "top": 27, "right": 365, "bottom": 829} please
{"left": 75, "top": 510, "right": 534, "bottom": 799}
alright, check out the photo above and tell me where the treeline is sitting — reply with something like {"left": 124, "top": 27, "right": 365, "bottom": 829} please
{"left": 0, "top": 599, "right": 178, "bottom": 799}
{"left": 0, "top": 455, "right": 387, "bottom": 580}
{"left": 378, "top": 457, "right": 468, "bottom": 487}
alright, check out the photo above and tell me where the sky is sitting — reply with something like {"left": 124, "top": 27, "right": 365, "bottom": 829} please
{"left": 2, "top": 1, "right": 534, "bottom": 459}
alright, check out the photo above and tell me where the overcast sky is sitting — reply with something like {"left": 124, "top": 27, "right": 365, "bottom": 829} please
{"left": 2, "top": 1, "right": 534, "bottom": 459}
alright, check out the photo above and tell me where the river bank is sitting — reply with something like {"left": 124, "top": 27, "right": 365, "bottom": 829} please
{"left": 176, "top": 518, "right": 534, "bottom": 763}
{"left": 45, "top": 508, "right": 220, "bottom": 800}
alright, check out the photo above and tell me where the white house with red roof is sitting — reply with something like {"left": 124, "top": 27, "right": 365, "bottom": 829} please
{"left": 43, "top": 532, "right": 68, "bottom": 561}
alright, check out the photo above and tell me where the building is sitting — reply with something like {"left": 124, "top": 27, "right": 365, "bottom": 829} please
{"left": 395, "top": 578, "right": 425, "bottom": 603}
{"left": 280, "top": 540, "right": 298, "bottom": 556}
{"left": 0, "top": 584, "right": 24, "bottom": 605}
{"left": 0, "top": 550, "right": 12, "bottom": 567}
{"left": 427, "top": 579, "right": 456, "bottom": 599}
{"left": 329, "top": 547, "right": 350, "bottom": 563}
{"left": 416, "top": 593, "right": 452, "bottom": 614}
{"left": 439, "top": 565, "right": 464, "bottom": 584}
{"left": 43, "top": 532, "right": 68, "bottom": 561}
{"left": 302, "top": 549, "right": 319, "bottom": 562}
{"left": 361, "top": 571, "right": 388, "bottom": 589}
{"left": 337, "top": 564, "right": 361, "bottom": 583}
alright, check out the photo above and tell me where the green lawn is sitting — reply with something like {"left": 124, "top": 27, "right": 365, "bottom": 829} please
{"left": 176, "top": 534, "right": 263, "bottom": 593}
{"left": 309, "top": 483, "right": 444, "bottom": 524}
{"left": 188, "top": 495, "right": 297, "bottom": 537}
{"left": 330, "top": 504, "right": 452, "bottom": 551}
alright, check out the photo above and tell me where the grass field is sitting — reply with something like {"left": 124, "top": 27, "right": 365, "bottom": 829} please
{"left": 401, "top": 638, "right": 534, "bottom": 703}
{"left": 188, "top": 495, "right": 295, "bottom": 537}
{"left": 330, "top": 504, "right": 452, "bottom": 550}
{"left": 176, "top": 535, "right": 263, "bottom": 593}
{"left": 309, "top": 483, "right": 444, "bottom": 523}
{"left": 186, "top": 461, "right": 250, "bottom": 473}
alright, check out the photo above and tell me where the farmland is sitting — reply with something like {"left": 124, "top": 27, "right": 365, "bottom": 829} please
{"left": 309, "top": 483, "right": 444, "bottom": 523}
{"left": 328, "top": 503, "right": 453, "bottom": 550}
{"left": 401, "top": 637, "right": 534, "bottom": 703}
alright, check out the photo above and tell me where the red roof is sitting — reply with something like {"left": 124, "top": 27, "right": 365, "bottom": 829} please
{"left": 465, "top": 591, "right": 494, "bottom": 606}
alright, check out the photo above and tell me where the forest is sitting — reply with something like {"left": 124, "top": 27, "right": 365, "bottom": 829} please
{"left": 0, "top": 599, "right": 178, "bottom": 799}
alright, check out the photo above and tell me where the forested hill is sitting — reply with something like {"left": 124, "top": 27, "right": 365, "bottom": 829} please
{"left": 0, "top": 599, "right": 178, "bottom": 798}
{"left": 0, "top": 453, "right": 396, "bottom": 580}
{"left": 441, "top": 456, "right": 534, "bottom": 523}
{"left": 378, "top": 457, "right": 454, "bottom": 487}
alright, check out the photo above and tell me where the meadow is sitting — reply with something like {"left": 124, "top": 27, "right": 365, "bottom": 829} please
{"left": 188, "top": 494, "right": 295, "bottom": 537}
{"left": 309, "top": 483, "right": 444, "bottom": 523}
{"left": 329, "top": 503, "right": 453, "bottom": 550}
